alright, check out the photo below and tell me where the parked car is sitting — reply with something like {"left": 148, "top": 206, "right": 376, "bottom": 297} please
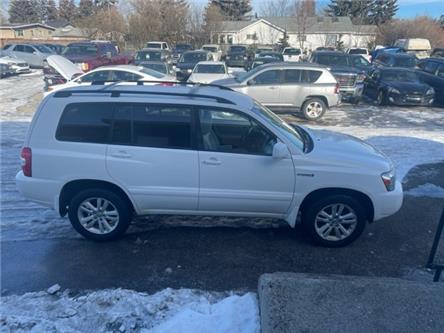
{"left": 250, "top": 56, "right": 281, "bottom": 69}
{"left": 225, "top": 45, "right": 251, "bottom": 69}
{"left": 43, "top": 55, "right": 175, "bottom": 95}
{"left": 430, "top": 48, "right": 444, "bottom": 59}
{"left": 134, "top": 48, "right": 171, "bottom": 65}
{"left": 60, "top": 42, "right": 132, "bottom": 72}
{"left": 282, "top": 47, "right": 302, "bottom": 62}
{"left": 201, "top": 44, "right": 223, "bottom": 61}
{"left": 213, "top": 62, "right": 340, "bottom": 120}
{"left": 364, "top": 67, "right": 434, "bottom": 106}
{"left": 416, "top": 57, "right": 444, "bottom": 105}
{"left": 2, "top": 43, "right": 54, "bottom": 67}
{"left": 349, "top": 55, "right": 372, "bottom": 73}
{"left": 370, "top": 47, "right": 405, "bottom": 62}
{"left": 171, "top": 43, "right": 193, "bottom": 64}
{"left": 16, "top": 83, "right": 403, "bottom": 246}
{"left": 187, "top": 61, "right": 230, "bottom": 83}
{"left": 146, "top": 41, "right": 170, "bottom": 51}
{"left": 309, "top": 51, "right": 365, "bottom": 104}
{"left": 175, "top": 50, "right": 213, "bottom": 81}
{"left": 394, "top": 38, "right": 431, "bottom": 59}
{"left": 0, "top": 56, "right": 30, "bottom": 74}
{"left": 253, "top": 46, "right": 274, "bottom": 58}
{"left": 257, "top": 51, "right": 284, "bottom": 62}
{"left": 373, "top": 52, "right": 416, "bottom": 69}
{"left": 347, "top": 48, "right": 371, "bottom": 62}
{"left": 0, "top": 63, "right": 14, "bottom": 78}
{"left": 137, "top": 61, "right": 171, "bottom": 75}
{"left": 43, "top": 43, "right": 65, "bottom": 55}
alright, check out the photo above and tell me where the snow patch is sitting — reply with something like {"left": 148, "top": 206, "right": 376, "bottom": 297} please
{"left": 0, "top": 288, "right": 260, "bottom": 333}
{"left": 404, "top": 184, "right": 444, "bottom": 198}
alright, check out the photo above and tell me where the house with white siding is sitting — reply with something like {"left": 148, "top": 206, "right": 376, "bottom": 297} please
{"left": 211, "top": 16, "right": 377, "bottom": 51}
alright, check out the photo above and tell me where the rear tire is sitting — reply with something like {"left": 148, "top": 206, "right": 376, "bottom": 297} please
{"left": 301, "top": 98, "right": 327, "bottom": 121}
{"left": 377, "top": 90, "right": 386, "bottom": 106}
{"left": 68, "top": 189, "right": 132, "bottom": 241}
{"left": 302, "top": 195, "right": 367, "bottom": 247}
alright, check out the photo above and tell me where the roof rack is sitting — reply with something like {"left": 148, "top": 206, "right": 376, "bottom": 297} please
{"left": 88, "top": 80, "right": 234, "bottom": 91}
{"left": 53, "top": 82, "right": 236, "bottom": 104}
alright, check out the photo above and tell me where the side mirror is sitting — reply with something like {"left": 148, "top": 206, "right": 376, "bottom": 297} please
{"left": 272, "top": 142, "right": 290, "bottom": 159}
{"left": 247, "top": 79, "right": 255, "bottom": 86}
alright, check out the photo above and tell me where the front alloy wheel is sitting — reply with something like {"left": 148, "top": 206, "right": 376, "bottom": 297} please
{"left": 302, "top": 98, "right": 326, "bottom": 121}
{"left": 77, "top": 197, "right": 120, "bottom": 235}
{"left": 314, "top": 203, "right": 358, "bottom": 242}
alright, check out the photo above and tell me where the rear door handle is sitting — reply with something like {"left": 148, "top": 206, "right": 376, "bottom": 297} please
{"left": 202, "top": 157, "right": 221, "bottom": 165}
{"left": 110, "top": 150, "right": 132, "bottom": 159}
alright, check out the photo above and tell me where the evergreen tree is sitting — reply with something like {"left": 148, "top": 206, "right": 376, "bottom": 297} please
{"left": 210, "top": 0, "right": 252, "bottom": 20}
{"left": 58, "top": 0, "right": 77, "bottom": 22}
{"left": 9, "top": 0, "right": 39, "bottom": 23}
{"left": 440, "top": 15, "right": 444, "bottom": 30}
{"left": 94, "top": 0, "right": 118, "bottom": 9}
{"left": 369, "top": 0, "right": 398, "bottom": 26}
{"left": 46, "top": 0, "right": 58, "bottom": 20}
{"left": 78, "top": 0, "right": 96, "bottom": 18}
{"left": 326, "top": 0, "right": 373, "bottom": 24}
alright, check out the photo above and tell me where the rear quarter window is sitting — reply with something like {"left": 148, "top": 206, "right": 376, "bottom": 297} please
{"left": 56, "top": 103, "right": 113, "bottom": 143}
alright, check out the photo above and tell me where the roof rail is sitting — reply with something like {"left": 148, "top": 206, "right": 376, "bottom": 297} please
{"left": 88, "top": 80, "right": 234, "bottom": 91}
{"left": 53, "top": 86, "right": 235, "bottom": 104}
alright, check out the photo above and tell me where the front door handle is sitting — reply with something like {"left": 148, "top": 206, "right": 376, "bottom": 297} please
{"left": 202, "top": 157, "right": 221, "bottom": 165}
{"left": 110, "top": 150, "right": 132, "bottom": 159}
{"left": 269, "top": 86, "right": 278, "bottom": 90}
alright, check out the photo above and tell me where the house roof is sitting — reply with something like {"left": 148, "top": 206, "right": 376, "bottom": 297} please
{"left": 216, "top": 16, "right": 377, "bottom": 35}
{"left": 45, "top": 19, "right": 70, "bottom": 29}
{"left": 52, "top": 26, "right": 91, "bottom": 38}
{"left": 0, "top": 23, "right": 55, "bottom": 31}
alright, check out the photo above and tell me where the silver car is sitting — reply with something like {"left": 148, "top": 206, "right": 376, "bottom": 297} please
{"left": 2, "top": 43, "right": 54, "bottom": 68}
{"left": 213, "top": 62, "right": 340, "bottom": 120}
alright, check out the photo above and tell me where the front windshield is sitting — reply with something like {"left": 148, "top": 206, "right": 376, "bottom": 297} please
{"left": 194, "top": 64, "right": 225, "bottom": 74}
{"left": 382, "top": 70, "right": 418, "bottom": 82}
{"left": 283, "top": 48, "right": 301, "bottom": 55}
{"left": 202, "top": 46, "right": 218, "bottom": 52}
{"left": 317, "top": 54, "right": 349, "bottom": 66}
{"left": 235, "top": 65, "right": 264, "bottom": 82}
{"left": 394, "top": 56, "right": 416, "bottom": 68}
{"left": 253, "top": 102, "right": 304, "bottom": 151}
{"left": 141, "top": 63, "right": 167, "bottom": 74}
{"left": 136, "top": 51, "right": 161, "bottom": 61}
{"left": 34, "top": 45, "right": 53, "bottom": 53}
{"left": 62, "top": 44, "right": 98, "bottom": 56}
{"left": 180, "top": 52, "right": 207, "bottom": 63}
{"left": 230, "top": 46, "right": 247, "bottom": 53}
{"left": 140, "top": 67, "right": 165, "bottom": 78}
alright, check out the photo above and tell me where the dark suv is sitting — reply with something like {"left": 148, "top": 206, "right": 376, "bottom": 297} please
{"left": 417, "top": 58, "right": 444, "bottom": 105}
{"left": 225, "top": 45, "right": 252, "bottom": 69}
{"left": 373, "top": 52, "right": 416, "bottom": 69}
{"left": 310, "top": 51, "right": 366, "bottom": 103}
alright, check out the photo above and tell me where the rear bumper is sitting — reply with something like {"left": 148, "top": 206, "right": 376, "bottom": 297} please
{"left": 339, "top": 83, "right": 364, "bottom": 100}
{"left": 226, "top": 59, "right": 248, "bottom": 68}
{"left": 16, "top": 171, "right": 61, "bottom": 211}
{"left": 372, "top": 180, "right": 403, "bottom": 222}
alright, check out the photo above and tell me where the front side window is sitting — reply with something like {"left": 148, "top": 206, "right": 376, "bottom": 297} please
{"left": 23, "top": 45, "right": 35, "bottom": 53}
{"left": 251, "top": 70, "right": 281, "bottom": 85}
{"left": 57, "top": 103, "right": 113, "bottom": 143}
{"left": 199, "top": 109, "right": 276, "bottom": 156}
{"left": 437, "top": 64, "right": 444, "bottom": 78}
{"left": 423, "top": 61, "right": 438, "bottom": 74}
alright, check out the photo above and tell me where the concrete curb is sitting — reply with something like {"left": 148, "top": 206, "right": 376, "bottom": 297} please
{"left": 258, "top": 272, "right": 444, "bottom": 333}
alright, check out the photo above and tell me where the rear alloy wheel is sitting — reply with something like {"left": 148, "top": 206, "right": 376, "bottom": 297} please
{"left": 303, "top": 195, "right": 367, "bottom": 247}
{"left": 302, "top": 98, "right": 326, "bottom": 121}
{"left": 68, "top": 189, "right": 132, "bottom": 241}
{"left": 377, "top": 90, "right": 386, "bottom": 106}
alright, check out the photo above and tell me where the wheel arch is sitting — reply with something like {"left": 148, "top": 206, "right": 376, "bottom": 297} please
{"left": 298, "top": 187, "right": 374, "bottom": 223}
{"left": 301, "top": 95, "right": 329, "bottom": 108}
{"left": 59, "top": 179, "right": 136, "bottom": 217}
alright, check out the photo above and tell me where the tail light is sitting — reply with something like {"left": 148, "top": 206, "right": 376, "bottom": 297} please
{"left": 21, "top": 147, "right": 32, "bottom": 177}
{"left": 80, "top": 62, "right": 89, "bottom": 71}
{"left": 334, "top": 83, "right": 340, "bottom": 94}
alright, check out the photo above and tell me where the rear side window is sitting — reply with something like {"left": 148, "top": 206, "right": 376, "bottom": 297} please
{"left": 111, "top": 104, "right": 192, "bottom": 150}
{"left": 301, "top": 70, "right": 322, "bottom": 83}
{"left": 57, "top": 103, "right": 113, "bottom": 143}
{"left": 283, "top": 69, "right": 301, "bottom": 83}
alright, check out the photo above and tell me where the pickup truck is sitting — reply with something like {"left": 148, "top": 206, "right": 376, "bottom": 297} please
{"left": 59, "top": 42, "right": 132, "bottom": 72}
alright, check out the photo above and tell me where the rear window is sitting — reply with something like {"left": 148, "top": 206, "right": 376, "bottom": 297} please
{"left": 202, "top": 46, "right": 218, "bottom": 52}
{"left": 194, "top": 64, "right": 225, "bottom": 74}
{"left": 62, "top": 44, "right": 98, "bottom": 56}
{"left": 316, "top": 54, "right": 349, "bottom": 66}
{"left": 348, "top": 49, "right": 367, "bottom": 55}
{"left": 283, "top": 48, "right": 301, "bottom": 55}
{"left": 229, "top": 46, "right": 247, "bottom": 53}
{"left": 136, "top": 50, "right": 162, "bottom": 61}
{"left": 56, "top": 103, "right": 113, "bottom": 143}
{"left": 146, "top": 43, "right": 162, "bottom": 49}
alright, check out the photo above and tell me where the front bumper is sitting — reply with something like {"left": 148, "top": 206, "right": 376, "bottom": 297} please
{"left": 387, "top": 93, "right": 434, "bottom": 106}
{"left": 12, "top": 65, "right": 30, "bottom": 73}
{"left": 372, "top": 180, "right": 403, "bottom": 222}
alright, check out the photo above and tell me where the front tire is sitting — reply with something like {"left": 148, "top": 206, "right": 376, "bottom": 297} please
{"left": 68, "top": 189, "right": 132, "bottom": 241}
{"left": 301, "top": 98, "right": 327, "bottom": 121}
{"left": 302, "top": 195, "right": 367, "bottom": 247}
{"left": 376, "top": 90, "right": 386, "bottom": 106}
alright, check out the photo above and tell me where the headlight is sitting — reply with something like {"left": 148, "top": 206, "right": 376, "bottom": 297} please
{"left": 388, "top": 87, "right": 400, "bottom": 94}
{"left": 426, "top": 88, "right": 434, "bottom": 95}
{"left": 381, "top": 170, "right": 396, "bottom": 191}
{"left": 187, "top": 69, "right": 192, "bottom": 73}
{"left": 80, "top": 62, "right": 89, "bottom": 71}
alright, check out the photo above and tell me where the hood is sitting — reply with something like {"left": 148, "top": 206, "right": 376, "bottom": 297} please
{"left": 188, "top": 73, "right": 230, "bottom": 84}
{"left": 330, "top": 65, "right": 360, "bottom": 74}
{"left": 47, "top": 55, "right": 83, "bottom": 81}
{"left": 382, "top": 81, "right": 429, "bottom": 94}
{"left": 211, "top": 77, "right": 239, "bottom": 86}
{"left": 306, "top": 128, "right": 392, "bottom": 172}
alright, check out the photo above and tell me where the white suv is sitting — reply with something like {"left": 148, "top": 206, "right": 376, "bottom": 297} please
{"left": 16, "top": 84, "right": 403, "bottom": 246}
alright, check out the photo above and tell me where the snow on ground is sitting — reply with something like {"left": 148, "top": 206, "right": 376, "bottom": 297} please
{"left": 404, "top": 184, "right": 444, "bottom": 198}
{"left": 0, "top": 73, "right": 443, "bottom": 242}
{"left": 0, "top": 288, "right": 260, "bottom": 333}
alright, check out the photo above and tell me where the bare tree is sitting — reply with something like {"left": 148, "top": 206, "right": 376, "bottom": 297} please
{"left": 294, "top": 0, "right": 315, "bottom": 49}
{"left": 203, "top": 3, "right": 226, "bottom": 44}
{"left": 258, "top": 0, "right": 293, "bottom": 17}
